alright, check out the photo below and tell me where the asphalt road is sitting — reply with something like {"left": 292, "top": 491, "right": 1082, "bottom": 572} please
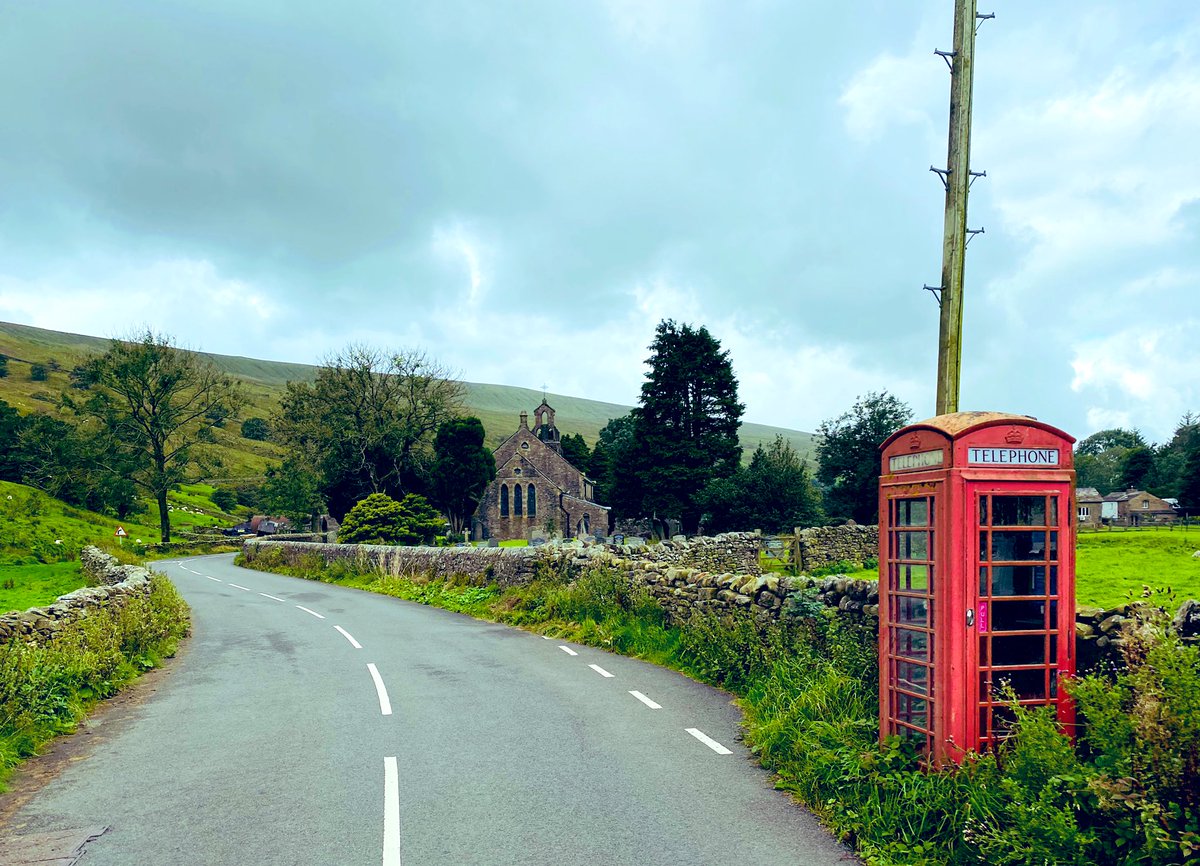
{"left": 5, "top": 553, "right": 855, "bottom": 865}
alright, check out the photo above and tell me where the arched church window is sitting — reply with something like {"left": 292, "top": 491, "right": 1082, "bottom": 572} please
{"left": 527, "top": 485, "right": 536, "bottom": 517}
{"left": 514, "top": 484, "right": 523, "bottom": 516}
{"left": 521, "top": 441, "right": 530, "bottom": 450}
{"left": 500, "top": 484, "right": 509, "bottom": 517}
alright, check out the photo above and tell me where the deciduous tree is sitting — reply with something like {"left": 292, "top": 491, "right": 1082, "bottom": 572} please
{"left": 815, "top": 391, "right": 913, "bottom": 524}
{"left": 274, "top": 345, "right": 464, "bottom": 519}
{"left": 67, "top": 330, "right": 245, "bottom": 542}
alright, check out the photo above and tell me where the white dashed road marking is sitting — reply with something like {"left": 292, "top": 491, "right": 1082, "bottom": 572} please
{"left": 228, "top": 583, "right": 252, "bottom": 591}
{"left": 383, "top": 756, "right": 402, "bottom": 866}
{"left": 686, "top": 728, "right": 732, "bottom": 755}
{"left": 367, "top": 664, "right": 393, "bottom": 716}
{"left": 558, "top": 646, "right": 578, "bottom": 656}
{"left": 259, "top": 593, "right": 285, "bottom": 601}
{"left": 296, "top": 605, "right": 325, "bottom": 619}
{"left": 629, "top": 691, "right": 662, "bottom": 709}
{"left": 589, "top": 664, "right": 615, "bottom": 678}
{"left": 335, "top": 626, "right": 363, "bottom": 649}
{"left": 205, "top": 576, "right": 222, "bottom": 582}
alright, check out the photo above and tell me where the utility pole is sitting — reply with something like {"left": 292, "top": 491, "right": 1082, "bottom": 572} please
{"left": 932, "top": 0, "right": 985, "bottom": 415}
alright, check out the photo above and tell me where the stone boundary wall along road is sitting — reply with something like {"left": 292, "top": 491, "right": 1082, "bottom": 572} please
{"left": 243, "top": 530, "right": 1200, "bottom": 673}
{"left": 0, "top": 546, "right": 153, "bottom": 645}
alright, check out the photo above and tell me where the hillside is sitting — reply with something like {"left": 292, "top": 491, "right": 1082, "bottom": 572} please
{"left": 0, "top": 320, "right": 817, "bottom": 473}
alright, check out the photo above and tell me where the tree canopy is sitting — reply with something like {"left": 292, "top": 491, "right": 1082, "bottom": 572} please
{"left": 274, "top": 345, "right": 463, "bottom": 519}
{"left": 617, "top": 321, "right": 744, "bottom": 534}
{"left": 66, "top": 330, "right": 245, "bottom": 541}
{"left": 815, "top": 391, "right": 913, "bottom": 524}
{"left": 338, "top": 492, "right": 443, "bottom": 546}
{"left": 699, "top": 435, "right": 822, "bottom": 533}
{"left": 430, "top": 416, "right": 495, "bottom": 534}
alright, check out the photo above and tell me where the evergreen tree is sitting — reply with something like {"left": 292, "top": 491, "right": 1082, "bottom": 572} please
{"left": 1119, "top": 447, "right": 1155, "bottom": 491}
{"left": 1180, "top": 439, "right": 1200, "bottom": 510}
{"left": 593, "top": 414, "right": 637, "bottom": 512}
{"left": 339, "top": 492, "right": 443, "bottom": 545}
{"left": 700, "top": 435, "right": 822, "bottom": 533}
{"left": 816, "top": 391, "right": 913, "bottom": 524}
{"left": 560, "top": 432, "right": 591, "bottom": 470}
{"left": 430, "top": 416, "right": 495, "bottom": 534}
{"left": 627, "top": 321, "right": 744, "bottom": 534}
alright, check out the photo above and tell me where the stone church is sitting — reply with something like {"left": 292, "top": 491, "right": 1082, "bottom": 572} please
{"left": 472, "top": 400, "right": 609, "bottom": 542}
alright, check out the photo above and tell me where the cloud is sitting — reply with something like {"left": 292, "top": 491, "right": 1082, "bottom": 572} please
{"left": 839, "top": 47, "right": 943, "bottom": 144}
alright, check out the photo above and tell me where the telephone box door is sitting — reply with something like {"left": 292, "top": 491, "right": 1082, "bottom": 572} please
{"left": 970, "top": 484, "right": 1075, "bottom": 750}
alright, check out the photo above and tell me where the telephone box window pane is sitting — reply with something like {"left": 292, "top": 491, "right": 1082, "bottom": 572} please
{"left": 895, "top": 596, "right": 930, "bottom": 626}
{"left": 894, "top": 628, "right": 931, "bottom": 661}
{"left": 992, "top": 634, "right": 1046, "bottom": 666}
{"left": 979, "top": 566, "right": 988, "bottom": 596}
{"left": 978, "top": 637, "right": 988, "bottom": 666}
{"left": 1050, "top": 635, "right": 1058, "bottom": 660}
{"left": 1048, "top": 497, "right": 1059, "bottom": 526}
{"left": 994, "top": 668, "right": 1047, "bottom": 700}
{"left": 1049, "top": 601, "right": 1058, "bottom": 627}
{"left": 979, "top": 531, "right": 988, "bottom": 562}
{"left": 1050, "top": 671, "right": 1059, "bottom": 697}
{"left": 1049, "top": 532, "right": 1058, "bottom": 558}
{"left": 896, "top": 499, "right": 929, "bottom": 527}
{"left": 1050, "top": 566, "right": 1058, "bottom": 595}
{"left": 892, "top": 563, "right": 929, "bottom": 592}
{"left": 979, "top": 672, "right": 993, "bottom": 700}
{"left": 895, "top": 531, "right": 929, "bottom": 561}
{"left": 991, "top": 531, "right": 1047, "bottom": 562}
{"left": 896, "top": 693, "right": 928, "bottom": 728}
{"left": 990, "top": 565, "right": 1046, "bottom": 597}
{"left": 896, "top": 661, "right": 929, "bottom": 695}
{"left": 992, "top": 600, "right": 1046, "bottom": 631}
{"left": 992, "top": 706, "right": 1017, "bottom": 739}
{"left": 979, "top": 496, "right": 989, "bottom": 526}
{"left": 991, "top": 496, "right": 1047, "bottom": 526}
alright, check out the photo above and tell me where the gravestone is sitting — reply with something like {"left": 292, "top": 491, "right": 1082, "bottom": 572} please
{"left": 487, "top": 538, "right": 499, "bottom": 548}
{"left": 593, "top": 533, "right": 606, "bottom": 544}
{"left": 531, "top": 538, "right": 546, "bottom": 547}
{"left": 626, "top": 536, "right": 646, "bottom": 548}
{"left": 613, "top": 533, "right": 625, "bottom": 545}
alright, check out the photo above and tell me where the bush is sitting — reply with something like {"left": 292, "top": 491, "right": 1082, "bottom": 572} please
{"left": 211, "top": 488, "right": 238, "bottom": 513}
{"left": 29, "top": 364, "right": 48, "bottom": 382}
{"left": 240, "top": 417, "right": 270, "bottom": 441}
{"left": 339, "top": 492, "right": 443, "bottom": 546}
{"left": 0, "top": 574, "right": 189, "bottom": 781}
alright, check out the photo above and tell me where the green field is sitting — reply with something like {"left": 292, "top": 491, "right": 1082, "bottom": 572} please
{"left": 1075, "top": 525, "right": 1200, "bottom": 609}
{"left": 0, "top": 561, "right": 86, "bottom": 614}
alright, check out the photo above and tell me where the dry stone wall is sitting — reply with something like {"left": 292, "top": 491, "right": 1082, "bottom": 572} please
{"left": 244, "top": 531, "right": 1198, "bottom": 673}
{"left": 792, "top": 524, "right": 879, "bottom": 572}
{"left": 0, "top": 547, "right": 153, "bottom": 645}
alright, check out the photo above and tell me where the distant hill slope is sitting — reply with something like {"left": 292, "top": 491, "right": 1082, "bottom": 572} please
{"left": 0, "top": 320, "right": 817, "bottom": 468}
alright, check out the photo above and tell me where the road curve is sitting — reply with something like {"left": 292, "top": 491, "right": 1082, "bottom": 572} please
{"left": 5, "top": 553, "right": 856, "bottom": 865}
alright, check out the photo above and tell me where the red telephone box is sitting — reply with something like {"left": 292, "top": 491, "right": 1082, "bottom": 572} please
{"left": 877, "top": 412, "right": 1076, "bottom": 763}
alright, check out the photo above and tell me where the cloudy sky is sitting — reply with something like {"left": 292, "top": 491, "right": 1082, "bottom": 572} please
{"left": 0, "top": 1, "right": 1196, "bottom": 442}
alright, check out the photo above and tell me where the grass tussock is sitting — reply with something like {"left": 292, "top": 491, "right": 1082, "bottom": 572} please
{"left": 0, "top": 574, "right": 190, "bottom": 790}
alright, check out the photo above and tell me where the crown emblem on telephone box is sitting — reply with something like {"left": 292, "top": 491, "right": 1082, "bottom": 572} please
{"left": 908, "top": 433, "right": 922, "bottom": 450}
{"left": 1004, "top": 426, "right": 1026, "bottom": 444}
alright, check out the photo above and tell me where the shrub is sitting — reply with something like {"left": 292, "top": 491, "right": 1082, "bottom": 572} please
{"left": 29, "top": 364, "right": 48, "bottom": 382}
{"left": 211, "top": 488, "right": 238, "bottom": 513}
{"left": 0, "top": 574, "right": 189, "bottom": 780}
{"left": 339, "top": 493, "right": 443, "bottom": 546}
{"left": 240, "top": 417, "right": 270, "bottom": 441}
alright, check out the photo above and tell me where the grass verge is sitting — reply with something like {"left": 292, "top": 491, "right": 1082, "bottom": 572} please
{"left": 241, "top": 549, "right": 1200, "bottom": 866}
{"left": 0, "top": 562, "right": 86, "bottom": 614}
{"left": 0, "top": 573, "right": 190, "bottom": 792}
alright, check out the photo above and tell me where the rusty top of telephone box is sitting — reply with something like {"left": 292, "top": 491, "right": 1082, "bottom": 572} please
{"left": 880, "top": 411, "right": 1076, "bottom": 475}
